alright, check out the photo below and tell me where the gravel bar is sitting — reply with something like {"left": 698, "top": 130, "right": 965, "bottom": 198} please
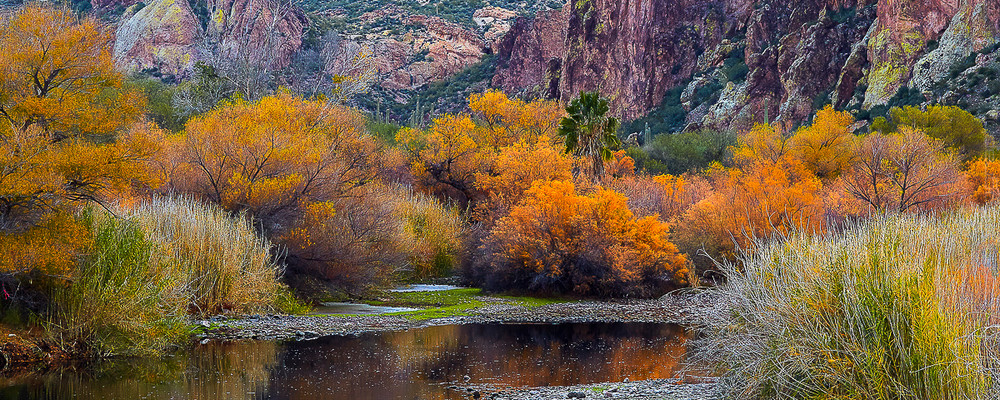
{"left": 445, "top": 378, "right": 723, "bottom": 400}
{"left": 194, "top": 292, "right": 717, "bottom": 341}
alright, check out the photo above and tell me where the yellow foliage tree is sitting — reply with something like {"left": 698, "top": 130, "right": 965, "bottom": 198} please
{"left": 0, "top": 5, "right": 152, "bottom": 257}
{"left": 167, "top": 92, "right": 378, "bottom": 223}
{"left": 0, "top": 5, "right": 143, "bottom": 138}
{"left": 468, "top": 90, "right": 563, "bottom": 147}
{"left": 402, "top": 92, "right": 569, "bottom": 207}
{"left": 476, "top": 180, "right": 688, "bottom": 297}
{"left": 397, "top": 114, "right": 483, "bottom": 203}
{"left": 789, "top": 105, "right": 857, "bottom": 179}
{"left": 732, "top": 122, "right": 793, "bottom": 166}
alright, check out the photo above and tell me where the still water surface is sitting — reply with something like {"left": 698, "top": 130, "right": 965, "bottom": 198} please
{"left": 0, "top": 323, "right": 690, "bottom": 400}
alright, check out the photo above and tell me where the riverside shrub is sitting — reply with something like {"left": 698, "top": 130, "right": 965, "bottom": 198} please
{"left": 695, "top": 207, "right": 1000, "bottom": 398}
{"left": 473, "top": 180, "right": 688, "bottom": 297}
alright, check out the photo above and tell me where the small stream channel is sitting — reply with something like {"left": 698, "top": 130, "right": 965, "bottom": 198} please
{"left": 0, "top": 322, "right": 692, "bottom": 400}
{"left": 0, "top": 285, "right": 696, "bottom": 399}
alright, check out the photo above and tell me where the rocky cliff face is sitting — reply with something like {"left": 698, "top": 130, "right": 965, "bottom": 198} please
{"left": 114, "top": 0, "right": 203, "bottom": 76}
{"left": 491, "top": 7, "right": 568, "bottom": 99}
{"left": 113, "top": 0, "right": 306, "bottom": 79}
{"left": 350, "top": 8, "right": 488, "bottom": 91}
{"left": 495, "top": 0, "right": 1000, "bottom": 132}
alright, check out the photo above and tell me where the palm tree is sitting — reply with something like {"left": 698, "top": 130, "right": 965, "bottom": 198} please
{"left": 558, "top": 91, "right": 621, "bottom": 179}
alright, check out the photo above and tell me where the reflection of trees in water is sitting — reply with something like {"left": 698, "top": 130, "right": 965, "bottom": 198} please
{"left": 0, "top": 341, "right": 279, "bottom": 400}
{"left": 413, "top": 323, "right": 690, "bottom": 387}
{"left": 0, "top": 323, "right": 689, "bottom": 400}
{"left": 265, "top": 323, "right": 689, "bottom": 400}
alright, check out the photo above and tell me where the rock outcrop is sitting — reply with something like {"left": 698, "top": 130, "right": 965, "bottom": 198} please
{"left": 494, "top": 0, "right": 1000, "bottom": 132}
{"left": 114, "top": 0, "right": 203, "bottom": 77}
{"left": 346, "top": 8, "right": 486, "bottom": 91}
{"left": 113, "top": 0, "right": 306, "bottom": 79}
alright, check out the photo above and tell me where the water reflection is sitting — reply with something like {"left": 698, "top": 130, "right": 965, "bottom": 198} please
{"left": 0, "top": 323, "right": 691, "bottom": 400}
{"left": 308, "top": 302, "right": 419, "bottom": 315}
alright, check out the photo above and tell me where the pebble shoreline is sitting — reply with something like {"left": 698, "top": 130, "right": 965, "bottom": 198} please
{"left": 196, "top": 293, "right": 716, "bottom": 341}
{"left": 445, "top": 379, "right": 722, "bottom": 400}
{"left": 195, "top": 292, "right": 723, "bottom": 399}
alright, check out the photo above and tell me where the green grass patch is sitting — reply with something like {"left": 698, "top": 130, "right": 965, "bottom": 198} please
{"left": 357, "top": 288, "right": 573, "bottom": 320}
{"left": 369, "top": 288, "right": 486, "bottom": 320}
{"left": 495, "top": 294, "right": 573, "bottom": 307}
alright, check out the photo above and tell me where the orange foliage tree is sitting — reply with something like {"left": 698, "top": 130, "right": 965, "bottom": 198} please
{"left": 611, "top": 173, "right": 712, "bottom": 222}
{"left": 967, "top": 158, "right": 1000, "bottom": 205}
{"left": 0, "top": 5, "right": 144, "bottom": 138}
{"left": 676, "top": 138, "right": 825, "bottom": 271}
{"left": 0, "top": 6, "right": 151, "bottom": 226}
{"left": 0, "top": 6, "right": 152, "bottom": 278}
{"left": 472, "top": 139, "right": 574, "bottom": 223}
{"left": 473, "top": 180, "right": 688, "bottom": 297}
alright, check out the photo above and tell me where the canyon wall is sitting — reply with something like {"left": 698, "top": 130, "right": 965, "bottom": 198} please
{"left": 495, "top": 0, "right": 1000, "bottom": 131}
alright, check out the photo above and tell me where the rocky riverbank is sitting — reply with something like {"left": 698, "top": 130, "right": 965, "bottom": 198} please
{"left": 446, "top": 378, "right": 722, "bottom": 400}
{"left": 195, "top": 291, "right": 716, "bottom": 341}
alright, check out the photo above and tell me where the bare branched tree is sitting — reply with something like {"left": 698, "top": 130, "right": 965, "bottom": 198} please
{"left": 845, "top": 127, "right": 963, "bottom": 213}
{"left": 319, "top": 33, "right": 377, "bottom": 103}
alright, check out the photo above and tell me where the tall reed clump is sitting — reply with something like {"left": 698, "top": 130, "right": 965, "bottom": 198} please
{"left": 49, "top": 196, "right": 300, "bottom": 357}
{"left": 694, "top": 206, "right": 1000, "bottom": 399}
{"left": 122, "top": 196, "right": 297, "bottom": 315}
{"left": 394, "top": 188, "right": 464, "bottom": 280}
{"left": 51, "top": 213, "right": 188, "bottom": 357}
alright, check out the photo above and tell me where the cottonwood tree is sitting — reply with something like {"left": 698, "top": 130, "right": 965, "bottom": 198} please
{"left": 788, "top": 105, "right": 857, "bottom": 180}
{"left": 0, "top": 6, "right": 152, "bottom": 227}
{"left": 166, "top": 92, "right": 380, "bottom": 226}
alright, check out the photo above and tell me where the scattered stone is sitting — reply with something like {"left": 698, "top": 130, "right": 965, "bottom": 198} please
{"left": 568, "top": 391, "right": 586, "bottom": 398}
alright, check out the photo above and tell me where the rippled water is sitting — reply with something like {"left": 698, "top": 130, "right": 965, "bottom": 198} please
{"left": 0, "top": 323, "right": 691, "bottom": 400}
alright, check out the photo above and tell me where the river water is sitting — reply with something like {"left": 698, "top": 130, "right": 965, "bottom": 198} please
{"left": 0, "top": 323, "right": 691, "bottom": 400}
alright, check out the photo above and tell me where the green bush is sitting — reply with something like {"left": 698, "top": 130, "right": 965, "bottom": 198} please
{"left": 640, "top": 129, "right": 734, "bottom": 175}
{"left": 696, "top": 207, "right": 1000, "bottom": 398}
{"left": 621, "top": 83, "right": 689, "bottom": 136}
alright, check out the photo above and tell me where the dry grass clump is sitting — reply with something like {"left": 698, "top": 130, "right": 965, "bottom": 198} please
{"left": 393, "top": 188, "right": 464, "bottom": 280}
{"left": 123, "top": 196, "right": 291, "bottom": 315}
{"left": 46, "top": 196, "right": 299, "bottom": 357}
{"left": 695, "top": 206, "right": 1000, "bottom": 399}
